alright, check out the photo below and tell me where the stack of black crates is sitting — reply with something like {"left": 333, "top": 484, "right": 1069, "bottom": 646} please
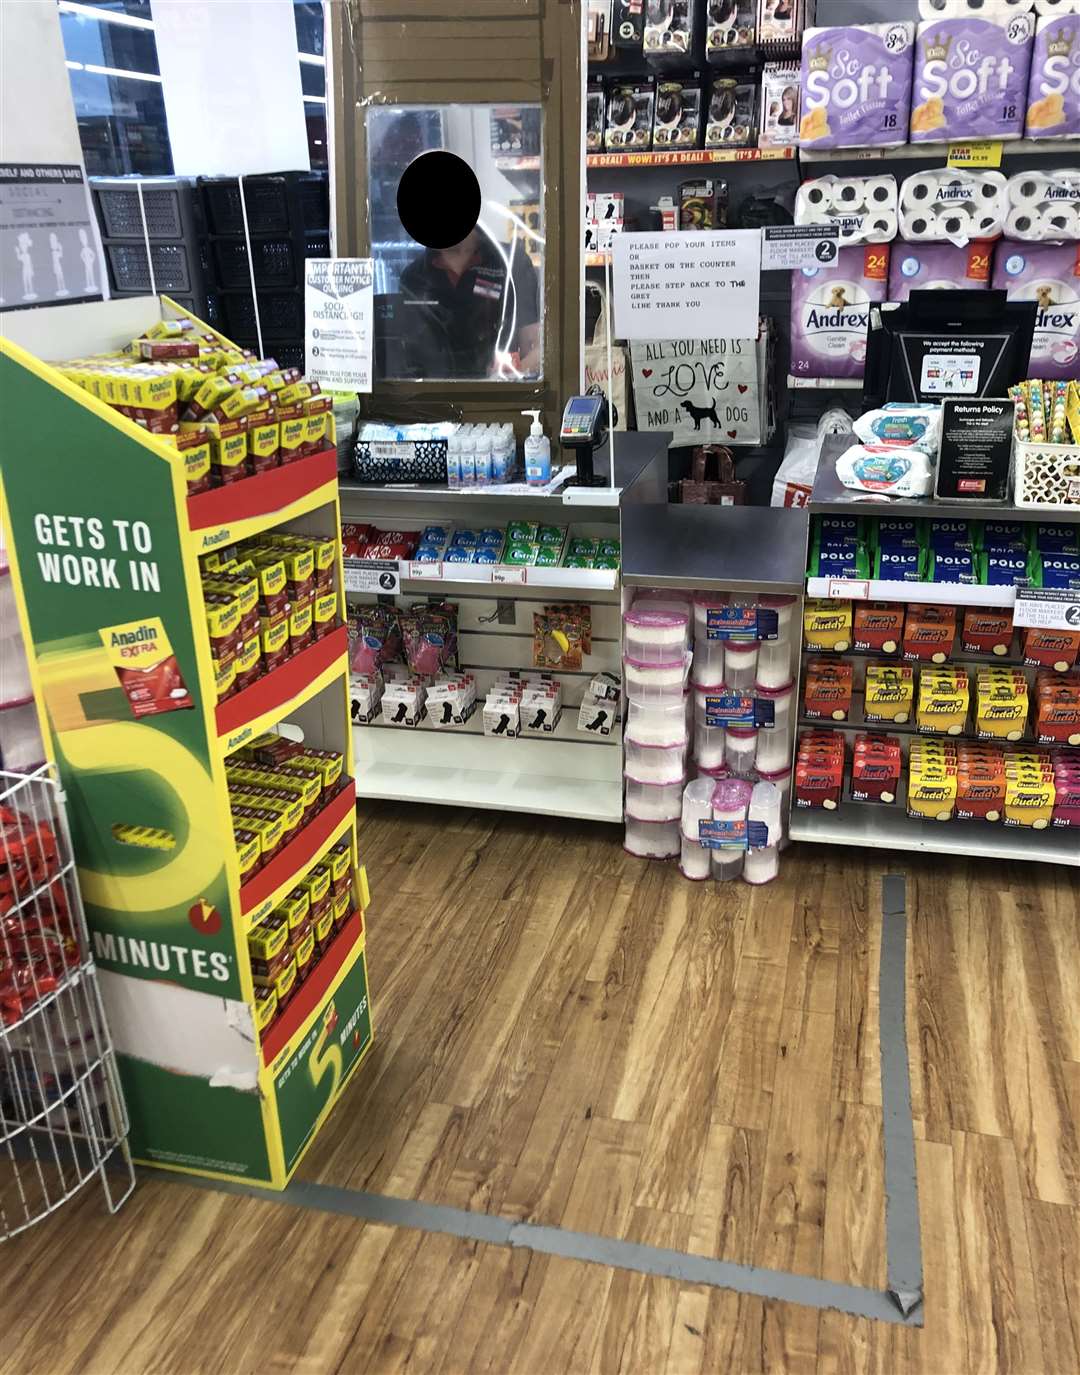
{"left": 91, "top": 171, "right": 329, "bottom": 369}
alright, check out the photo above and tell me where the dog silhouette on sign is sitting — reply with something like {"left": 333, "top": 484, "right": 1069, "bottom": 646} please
{"left": 680, "top": 398, "right": 720, "bottom": 430}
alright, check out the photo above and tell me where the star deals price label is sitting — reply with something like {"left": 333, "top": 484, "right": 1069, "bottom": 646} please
{"left": 612, "top": 230, "right": 761, "bottom": 341}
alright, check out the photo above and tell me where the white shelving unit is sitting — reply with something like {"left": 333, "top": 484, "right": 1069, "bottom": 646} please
{"left": 341, "top": 439, "right": 668, "bottom": 824}
{"left": 789, "top": 791, "right": 1079, "bottom": 866}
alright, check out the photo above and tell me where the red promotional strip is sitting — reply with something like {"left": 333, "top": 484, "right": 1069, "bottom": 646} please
{"left": 215, "top": 626, "right": 347, "bottom": 740}
{"left": 187, "top": 449, "right": 338, "bottom": 533}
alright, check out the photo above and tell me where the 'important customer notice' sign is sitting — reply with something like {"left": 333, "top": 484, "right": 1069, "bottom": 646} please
{"left": 612, "top": 231, "right": 761, "bottom": 342}
{"left": 305, "top": 257, "right": 374, "bottom": 393}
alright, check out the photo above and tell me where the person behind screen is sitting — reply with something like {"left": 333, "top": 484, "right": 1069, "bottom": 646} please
{"left": 398, "top": 225, "right": 540, "bottom": 380}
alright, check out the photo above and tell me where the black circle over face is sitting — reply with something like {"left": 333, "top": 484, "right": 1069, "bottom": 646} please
{"left": 397, "top": 150, "right": 481, "bottom": 249}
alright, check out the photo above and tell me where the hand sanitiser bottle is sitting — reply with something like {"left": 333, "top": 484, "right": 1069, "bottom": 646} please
{"left": 522, "top": 409, "right": 550, "bottom": 487}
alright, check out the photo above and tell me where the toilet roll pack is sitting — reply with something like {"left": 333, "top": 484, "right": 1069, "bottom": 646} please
{"left": 1025, "top": 13, "right": 1080, "bottom": 137}
{"left": 992, "top": 240, "right": 1080, "bottom": 378}
{"left": 799, "top": 23, "right": 915, "bottom": 150}
{"left": 887, "top": 241, "right": 992, "bottom": 300}
{"left": 911, "top": 13, "right": 1036, "bottom": 142}
{"left": 789, "top": 245, "right": 890, "bottom": 381}
{"left": 795, "top": 175, "right": 899, "bottom": 245}
{"left": 1004, "top": 171, "right": 1080, "bottom": 240}
{"left": 918, "top": 0, "right": 1077, "bottom": 14}
{"left": 898, "top": 168, "right": 1008, "bottom": 243}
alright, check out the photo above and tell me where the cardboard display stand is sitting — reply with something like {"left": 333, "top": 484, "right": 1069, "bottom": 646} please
{"left": 0, "top": 296, "right": 372, "bottom": 1188}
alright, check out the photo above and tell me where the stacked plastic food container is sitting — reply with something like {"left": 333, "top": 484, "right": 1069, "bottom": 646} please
{"left": 622, "top": 594, "right": 693, "bottom": 862}
{"left": 622, "top": 588, "right": 797, "bottom": 885}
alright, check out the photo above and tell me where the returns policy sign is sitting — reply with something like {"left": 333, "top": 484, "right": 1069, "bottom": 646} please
{"left": 612, "top": 230, "right": 761, "bottom": 341}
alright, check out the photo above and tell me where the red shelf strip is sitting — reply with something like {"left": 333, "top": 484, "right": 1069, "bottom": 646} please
{"left": 186, "top": 449, "right": 338, "bottom": 533}
{"left": 239, "top": 779, "right": 356, "bottom": 915}
{"left": 215, "top": 625, "right": 347, "bottom": 740}
{"left": 260, "top": 910, "right": 364, "bottom": 1066}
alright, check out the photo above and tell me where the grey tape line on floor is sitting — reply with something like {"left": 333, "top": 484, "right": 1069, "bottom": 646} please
{"left": 879, "top": 873, "right": 924, "bottom": 1317}
{"left": 167, "top": 867, "right": 925, "bottom": 1331}
{"left": 183, "top": 1173, "right": 920, "bottom": 1327}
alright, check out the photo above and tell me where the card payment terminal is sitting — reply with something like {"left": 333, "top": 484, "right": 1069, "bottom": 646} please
{"left": 559, "top": 394, "right": 608, "bottom": 487}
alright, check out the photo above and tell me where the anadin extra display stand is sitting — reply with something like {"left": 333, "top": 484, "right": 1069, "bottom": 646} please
{"left": 0, "top": 297, "right": 373, "bottom": 1188}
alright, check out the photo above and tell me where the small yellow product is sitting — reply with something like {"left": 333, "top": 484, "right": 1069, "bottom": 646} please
{"left": 907, "top": 745, "right": 958, "bottom": 822}
{"left": 248, "top": 913, "right": 289, "bottom": 964}
{"left": 975, "top": 669, "right": 1028, "bottom": 742}
{"left": 299, "top": 863, "right": 332, "bottom": 907}
{"left": 803, "top": 599, "right": 852, "bottom": 653}
{"left": 916, "top": 667, "right": 970, "bottom": 736}
{"left": 1003, "top": 775, "right": 1055, "bottom": 829}
{"left": 278, "top": 889, "right": 311, "bottom": 931}
{"left": 864, "top": 662, "right": 915, "bottom": 724}
{"left": 254, "top": 985, "right": 278, "bottom": 1032}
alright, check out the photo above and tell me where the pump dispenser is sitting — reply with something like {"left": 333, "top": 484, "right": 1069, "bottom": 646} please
{"left": 522, "top": 409, "right": 551, "bottom": 487}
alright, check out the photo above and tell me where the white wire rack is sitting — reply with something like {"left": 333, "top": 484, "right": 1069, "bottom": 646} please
{"left": 1, "top": 764, "right": 134, "bottom": 1240}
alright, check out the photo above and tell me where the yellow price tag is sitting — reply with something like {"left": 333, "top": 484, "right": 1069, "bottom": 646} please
{"left": 947, "top": 141, "right": 1003, "bottom": 169}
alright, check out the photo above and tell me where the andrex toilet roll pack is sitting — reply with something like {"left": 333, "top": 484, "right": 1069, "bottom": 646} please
{"left": 992, "top": 241, "right": 1080, "bottom": 379}
{"left": 911, "top": 13, "right": 1036, "bottom": 142}
{"left": 789, "top": 246, "right": 890, "bottom": 381}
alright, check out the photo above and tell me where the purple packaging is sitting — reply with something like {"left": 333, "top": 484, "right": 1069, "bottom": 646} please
{"left": 799, "top": 23, "right": 915, "bottom": 150}
{"left": 1026, "top": 14, "right": 1080, "bottom": 139}
{"left": 911, "top": 14, "right": 1036, "bottom": 143}
{"left": 992, "top": 240, "right": 1080, "bottom": 380}
{"left": 887, "top": 240, "right": 992, "bottom": 302}
{"left": 790, "top": 245, "right": 890, "bottom": 381}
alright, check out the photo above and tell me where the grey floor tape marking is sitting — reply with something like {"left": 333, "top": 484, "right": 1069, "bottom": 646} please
{"left": 879, "top": 874, "right": 924, "bottom": 1318}
{"left": 182, "top": 1173, "right": 918, "bottom": 1326}
{"left": 167, "top": 868, "right": 926, "bottom": 1331}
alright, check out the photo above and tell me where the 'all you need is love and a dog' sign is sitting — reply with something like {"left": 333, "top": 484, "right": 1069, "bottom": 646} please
{"left": 629, "top": 334, "right": 769, "bottom": 447}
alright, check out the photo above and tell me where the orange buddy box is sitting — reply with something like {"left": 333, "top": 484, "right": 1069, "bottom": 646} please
{"left": 802, "top": 659, "right": 853, "bottom": 721}
{"left": 961, "top": 609, "right": 1013, "bottom": 658}
{"left": 853, "top": 604, "right": 903, "bottom": 655}
{"left": 903, "top": 604, "right": 956, "bottom": 663}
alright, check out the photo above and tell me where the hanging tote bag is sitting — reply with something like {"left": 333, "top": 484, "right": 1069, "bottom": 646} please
{"left": 583, "top": 284, "right": 629, "bottom": 431}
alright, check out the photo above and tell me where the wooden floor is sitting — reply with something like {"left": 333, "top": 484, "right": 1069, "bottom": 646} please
{"left": 3, "top": 801, "right": 1078, "bottom": 1375}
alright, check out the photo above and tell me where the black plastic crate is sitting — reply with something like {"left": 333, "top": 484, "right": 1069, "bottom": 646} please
{"left": 209, "top": 233, "right": 330, "bottom": 291}
{"left": 104, "top": 241, "right": 200, "bottom": 295}
{"left": 221, "top": 288, "right": 304, "bottom": 341}
{"left": 198, "top": 172, "right": 329, "bottom": 236}
{"left": 92, "top": 176, "right": 204, "bottom": 241}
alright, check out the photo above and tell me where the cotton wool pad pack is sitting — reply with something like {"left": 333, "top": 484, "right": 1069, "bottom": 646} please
{"left": 796, "top": 176, "right": 899, "bottom": 246}
{"left": 1005, "top": 171, "right": 1080, "bottom": 240}
{"left": 899, "top": 169, "right": 1008, "bottom": 243}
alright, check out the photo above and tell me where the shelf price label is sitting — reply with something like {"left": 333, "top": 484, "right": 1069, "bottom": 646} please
{"left": 491, "top": 566, "right": 527, "bottom": 585}
{"left": 407, "top": 561, "right": 443, "bottom": 581}
{"left": 947, "top": 141, "right": 1003, "bottom": 169}
{"left": 828, "top": 578, "right": 869, "bottom": 600}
